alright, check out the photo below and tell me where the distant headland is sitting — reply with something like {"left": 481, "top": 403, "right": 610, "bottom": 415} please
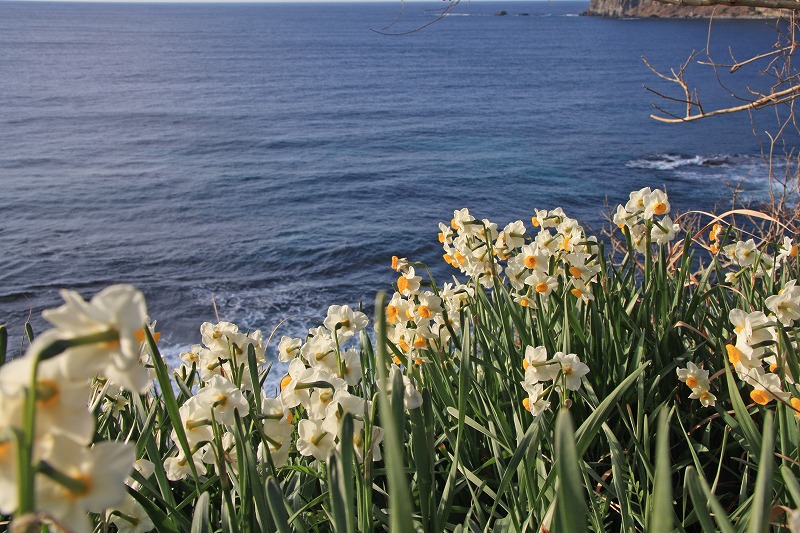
{"left": 583, "top": 0, "right": 782, "bottom": 18}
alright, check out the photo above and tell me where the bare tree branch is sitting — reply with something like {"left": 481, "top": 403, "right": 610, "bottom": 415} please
{"left": 650, "top": 83, "right": 800, "bottom": 122}
{"left": 371, "top": 0, "right": 462, "bottom": 36}
{"left": 642, "top": 54, "right": 699, "bottom": 118}
{"left": 697, "top": 46, "right": 793, "bottom": 73}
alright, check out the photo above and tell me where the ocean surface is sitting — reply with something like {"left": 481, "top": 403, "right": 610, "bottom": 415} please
{"left": 0, "top": 0, "right": 791, "bottom": 369}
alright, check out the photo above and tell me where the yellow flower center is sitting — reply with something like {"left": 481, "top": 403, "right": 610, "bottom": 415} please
{"left": 391, "top": 256, "right": 400, "bottom": 270}
{"left": 280, "top": 375, "right": 292, "bottom": 391}
{"left": 438, "top": 232, "right": 445, "bottom": 243}
{"left": 531, "top": 217, "right": 540, "bottom": 228}
{"left": 570, "top": 288, "right": 583, "bottom": 299}
{"left": 397, "top": 276, "right": 409, "bottom": 293}
{"left": 392, "top": 355, "right": 402, "bottom": 365}
{"left": 398, "top": 339, "right": 411, "bottom": 352}
{"left": 65, "top": 472, "right": 93, "bottom": 500}
{"left": 102, "top": 337, "right": 122, "bottom": 349}
{"left": 524, "top": 256, "right": 538, "bottom": 269}
{"left": 685, "top": 376, "right": 698, "bottom": 388}
{"left": 522, "top": 397, "right": 531, "bottom": 412}
{"left": 770, "top": 363, "right": 778, "bottom": 373}
{"left": 519, "top": 297, "right": 530, "bottom": 307}
{"left": 791, "top": 245, "right": 799, "bottom": 258}
{"left": 36, "top": 379, "right": 61, "bottom": 409}
{"left": 569, "top": 266, "right": 582, "bottom": 279}
{"left": 791, "top": 398, "right": 800, "bottom": 417}
{"left": 653, "top": 202, "right": 667, "bottom": 215}
{"left": 387, "top": 305, "right": 398, "bottom": 324}
{"left": 418, "top": 305, "right": 432, "bottom": 319}
{"left": 726, "top": 344, "right": 741, "bottom": 366}
{"left": 133, "top": 328, "right": 160, "bottom": 344}
{"left": 0, "top": 440, "right": 11, "bottom": 462}
{"left": 455, "top": 252, "right": 466, "bottom": 265}
{"left": 214, "top": 394, "right": 228, "bottom": 408}
{"left": 522, "top": 360, "right": 530, "bottom": 370}
{"left": 561, "top": 236, "right": 571, "bottom": 250}
{"left": 750, "top": 389, "right": 771, "bottom": 405}
{"left": 443, "top": 253, "right": 454, "bottom": 266}
{"left": 535, "top": 282, "right": 548, "bottom": 293}
{"left": 413, "top": 337, "right": 427, "bottom": 348}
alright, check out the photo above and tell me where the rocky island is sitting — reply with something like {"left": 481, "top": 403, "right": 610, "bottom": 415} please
{"left": 584, "top": 0, "right": 782, "bottom": 18}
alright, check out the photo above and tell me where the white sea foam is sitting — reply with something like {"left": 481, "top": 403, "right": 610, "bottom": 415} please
{"left": 626, "top": 154, "right": 718, "bottom": 171}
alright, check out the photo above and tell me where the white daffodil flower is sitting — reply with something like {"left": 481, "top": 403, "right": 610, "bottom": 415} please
{"left": 324, "top": 305, "right": 368, "bottom": 341}
{"left": 651, "top": 215, "right": 680, "bottom": 245}
{"left": 625, "top": 187, "right": 652, "bottom": 215}
{"left": 642, "top": 189, "right": 670, "bottom": 220}
{"left": 676, "top": 361, "right": 709, "bottom": 391}
{"left": 766, "top": 280, "right": 800, "bottom": 326}
{"left": 200, "top": 321, "right": 239, "bottom": 353}
{"left": 688, "top": 385, "right": 716, "bottom": 407}
{"left": 35, "top": 439, "right": 135, "bottom": 533}
{"left": 0, "top": 356, "right": 94, "bottom": 445}
{"left": 108, "top": 493, "right": 155, "bottom": 533}
{"left": 164, "top": 445, "right": 209, "bottom": 481}
{"left": 296, "top": 419, "right": 336, "bottom": 462}
{"left": 277, "top": 336, "right": 303, "bottom": 363}
{"left": 522, "top": 346, "right": 561, "bottom": 384}
{"left": 195, "top": 375, "right": 250, "bottom": 426}
{"left": 38, "top": 285, "right": 152, "bottom": 393}
{"left": 172, "top": 397, "right": 213, "bottom": 448}
{"left": 521, "top": 382, "right": 550, "bottom": 416}
{"left": 551, "top": 352, "right": 590, "bottom": 391}
{"left": 524, "top": 270, "right": 558, "bottom": 298}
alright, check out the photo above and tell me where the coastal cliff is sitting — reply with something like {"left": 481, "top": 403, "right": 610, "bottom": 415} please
{"left": 584, "top": 0, "right": 781, "bottom": 18}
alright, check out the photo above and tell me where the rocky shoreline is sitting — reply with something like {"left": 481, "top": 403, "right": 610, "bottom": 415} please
{"left": 583, "top": 0, "right": 783, "bottom": 18}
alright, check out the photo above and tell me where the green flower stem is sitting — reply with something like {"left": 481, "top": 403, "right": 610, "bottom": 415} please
{"left": 185, "top": 419, "right": 213, "bottom": 430}
{"left": 109, "top": 510, "right": 142, "bottom": 526}
{"left": 0, "top": 325, "right": 7, "bottom": 366}
{"left": 294, "top": 380, "right": 334, "bottom": 391}
{"left": 37, "top": 460, "right": 89, "bottom": 496}
{"left": 261, "top": 431, "right": 284, "bottom": 450}
{"left": 332, "top": 328, "right": 345, "bottom": 379}
{"left": 37, "top": 329, "right": 120, "bottom": 362}
{"left": 206, "top": 358, "right": 228, "bottom": 372}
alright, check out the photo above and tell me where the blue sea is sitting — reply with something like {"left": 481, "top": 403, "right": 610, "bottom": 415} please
{"left": 0, "top": 0, "right": 789, "bottom": 364}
